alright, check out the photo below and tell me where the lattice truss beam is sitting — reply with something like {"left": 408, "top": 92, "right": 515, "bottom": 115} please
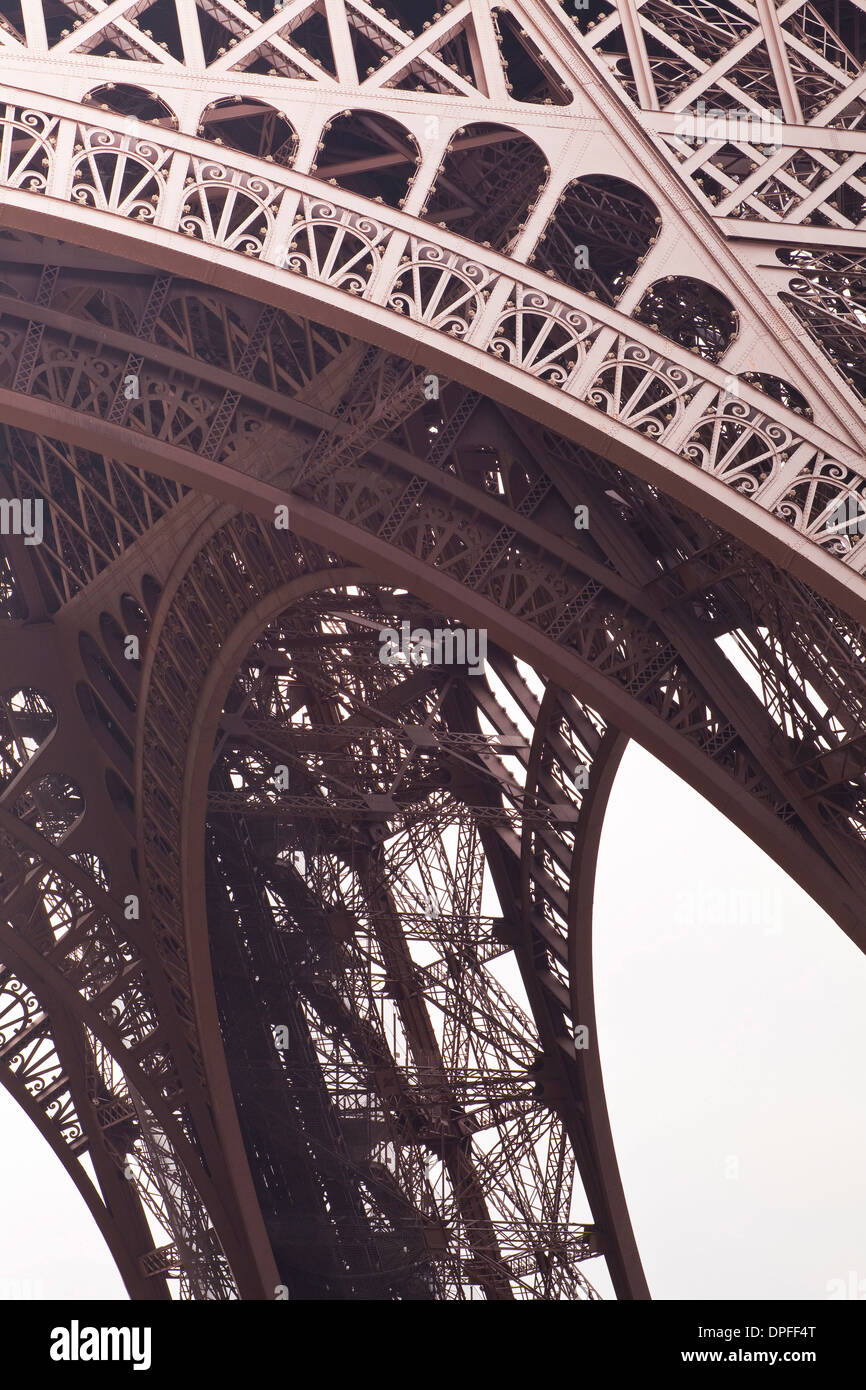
{"left": 0, "top": 243, "right": 863, "bottom": 1297}
{"left": 0, "top": 0, "right": 864, "bottom": 1302}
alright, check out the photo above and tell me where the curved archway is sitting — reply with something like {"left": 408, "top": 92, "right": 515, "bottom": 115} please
{"left": 422, "top": 123, "right": 549, "bottom": 251}
{"left": 532, "top": 174, "right": 661, "bottom": 305}
{"left": 741, "top": 372, "right": 813, "bottom": 420}
{"left": 312, "top": 110, "right": 420, "bottom": 208}
{"left": 83, "top": 84, "right": 178, "bottom": 129}
{"left": 137, "top": 535, "right": 643, "bottom": 1297}
{"left": 198, "top": 98, "right": 297, "bottom": 166}
{"left": 0, "top": 264, "right": 862, "bottom": 1299}
{"left": 635, "top": 276, "right": 739, "bottom": 363}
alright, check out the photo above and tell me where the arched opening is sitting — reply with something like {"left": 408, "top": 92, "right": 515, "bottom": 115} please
{"left": 188, "top": 580, "right": 608, "bottom": 1299}
{"left": 532, "top": 175, "right": 660, "bottom": 305}
{"left": 141, "top": 575, "right": 163, "bottom": 619}
{"left": 198, "top": 98, "right": 297, "bottom": 167}
{"left": 741, "top": 373, "right": 813, "bottom": 420}
{"left": 422, "top": 123, "right": 548, "bottom": 252}
{"left": 77, "top": 681, "right": 134, "bottom": 779}
{"left": 312, "top": 111, "right": 419, "bottom": 209}
{"left": 82, "top": 84, "right": 178, "bottom": 129}
{"left": 635, "top": 276, "right": 739, "bottom": 362}
{"left": 106, "top": 766, "right": 136, "bottom": 832}
{"left": 79, "top": 631, "right": 137, "bottom": 717}
{"left": 120, "top": 593, "right": 150, "bottom": 643}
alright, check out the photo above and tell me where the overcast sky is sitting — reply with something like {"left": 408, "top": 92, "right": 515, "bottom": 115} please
{"left": 1, "top": 739, "right": 864, "bottom": 1301}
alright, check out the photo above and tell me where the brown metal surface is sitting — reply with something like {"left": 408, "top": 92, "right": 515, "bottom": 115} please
{"left": 0, "top": 0, "right": 863, "bottom": 1301}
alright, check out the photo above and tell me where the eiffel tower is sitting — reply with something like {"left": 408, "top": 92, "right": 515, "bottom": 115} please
{"left": 0, "top": 0, "right": 863, "bottom": 1301}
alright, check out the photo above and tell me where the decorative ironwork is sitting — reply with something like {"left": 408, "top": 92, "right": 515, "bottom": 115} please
{"left": 0, "top": 0, "right": 863, "bottom": 1303}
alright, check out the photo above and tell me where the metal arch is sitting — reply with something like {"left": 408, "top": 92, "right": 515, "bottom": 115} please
{"left": 155, "top": 563, "right": 622, "bottom": 1297}
{"left": 135, "top": 525, "right": 614, "bottom": 1293}
{"left": 0, "top": 284, "right": 862, "bottom": 927}
{"left": 0, "top": 259, "right": 862, "bottom": 923}
{"left": 0, "top": 0, "right": 864, "bottom": 1300}
{"left": 148, "top": 563, "right": 379, "bottom": 1299}
{"left": 140, "top": 538, "right": 577, "bottom": 1295}
{"left": 0, "top": 261, "right": 861, "bottom": 1289}
{"left": 129, "top": 445, "right": 866, "bottom": 940}
{"left": 3, "top": 369, "right": 861, "bottom": 1289}
{"left": 0, "top": 400, "right": 856, "bottom": 1289}
{"left": 0, "top": 91, "right": 865, "bottom": 611}
{"left": 136, "top": 524, "right": 860, "bottom": 1292}
{"left": 565, "top": 727, "right": 639, "bottom": 1295}
{"left": 515, "top": 682, "right": 648, "bottom": 1298}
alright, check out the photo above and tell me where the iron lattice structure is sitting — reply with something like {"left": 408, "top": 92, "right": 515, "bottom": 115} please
{"left": 0, "top": 0, "right": 864, "bottom": 1300}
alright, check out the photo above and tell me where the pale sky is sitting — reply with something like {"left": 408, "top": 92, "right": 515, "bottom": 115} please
{"left": 1, "top": 740, "right": 864, "bottom": 1300}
